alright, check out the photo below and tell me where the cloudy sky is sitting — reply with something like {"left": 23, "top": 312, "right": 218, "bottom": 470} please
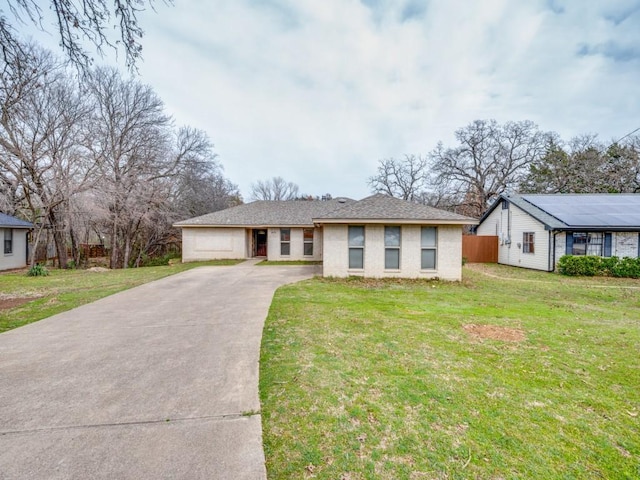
{"left": 18, "top": 0, "right": 640, "bottom": 199}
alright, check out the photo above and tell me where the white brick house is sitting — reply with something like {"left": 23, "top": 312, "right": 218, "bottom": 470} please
{"left": 477, "top": 194, "right": 640, "bottom": 271}
{"left": 175, "top": 194, "right": 478, "bottom": 280}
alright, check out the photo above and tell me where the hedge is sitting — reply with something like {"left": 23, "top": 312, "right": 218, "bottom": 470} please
{"left": 557, "top": 255, "right": 640, "bottom": 278}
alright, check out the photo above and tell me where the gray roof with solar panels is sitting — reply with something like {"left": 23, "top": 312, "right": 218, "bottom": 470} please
{"left": 480, "top": 194, "right": 640, "bottom": 231}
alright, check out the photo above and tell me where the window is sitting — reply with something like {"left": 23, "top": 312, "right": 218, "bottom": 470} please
{"left": 280, "top": 228, "right": 290, "bottom": 256}
{"left": 384, "top": 226, "right": 401, "bottom": 269}
{"left": 572, "top": 232, "right": 603, "bottom": 256}
{"left": 502, "top": 200, "right": 509, "bottom": 210}
{"left": 523, "top": 232, "right": 535, "bottom": 254}
{"left": 3, "top": 229, "right": 12, "bottom": 255}
{"left": 303, "top": 228, "right": 314, "bottom": 256}
{"left": 348, "top": 226, "right": 365, "bottom": 269}
{"left": 421, "top": 227, "right": 437, "bottom": 269}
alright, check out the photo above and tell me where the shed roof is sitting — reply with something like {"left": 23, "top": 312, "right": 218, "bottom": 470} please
{"left": 174, "top": 198, "right": 356, "bottom": 227}
{"left": 480, "top": 193, "right": 640, "bottom": 230}
{"left": 0, "top": 213, "right": 33, "bottom": 229}
{"left": 315, "top": 194, "right": 478, "bottom": 224}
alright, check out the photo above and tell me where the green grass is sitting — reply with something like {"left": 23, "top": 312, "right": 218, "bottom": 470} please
{"left": 0, "top": 260, "right": 241, "bottom": 332}
{"left": 260, "top": 264, "right": 640, "bottom": 479}
{"left": 257, "top": 260, "right": 323, "bottom": 266}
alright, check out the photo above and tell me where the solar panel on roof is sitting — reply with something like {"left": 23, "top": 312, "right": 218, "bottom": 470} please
{"left": 521, "top": 194, "right": 640, "bottom": 227}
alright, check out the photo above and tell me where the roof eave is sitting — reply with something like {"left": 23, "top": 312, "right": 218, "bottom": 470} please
{"left": 552, "top": 226, "right": 640, "bottom": 232}
{"left": 313, "top": 218, "right": 479, "bottom": 225}
{"left": 173, "top": 223, "right": 316, "bottom": 228}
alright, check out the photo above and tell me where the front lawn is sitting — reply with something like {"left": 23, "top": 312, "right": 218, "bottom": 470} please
{"left": 260, "top": 264, "right": 640, "bottom": 479}
{"left": 0, "top": 260, "right": 241, "bottom": 332}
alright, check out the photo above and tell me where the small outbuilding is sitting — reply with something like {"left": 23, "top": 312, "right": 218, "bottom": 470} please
{"left": 477, "top": 193, "right": 640, "bottom": 271}
{"left": 175, "top": 194, "right": 478, "bottom": 280}
{"left": 0, "top": 213, "right": 33, "bottom": 271}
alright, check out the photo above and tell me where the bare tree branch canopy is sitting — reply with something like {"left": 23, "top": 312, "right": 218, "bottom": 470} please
{"left": 250, "top": 176, "right": 300, "bottom": 201}
{"left": 0, "top": 44, "right": 93, "bottom": 268}
{"left": 429, "top": 119, "right": 549, "bottom": 217}
{"left": 1, "top": 0, "right": 170, "bottom": 72}
{"left": 368, "top": 155, "right": 429, "bottom": 201}
{"left": 1, "top": 44, "right": 239, "bottom": 269}
{"left": 171, "top": 126, "right": 241, "bottom": 217}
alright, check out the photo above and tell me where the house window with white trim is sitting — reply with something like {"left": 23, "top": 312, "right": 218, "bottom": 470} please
{"left": 280, "top": 228, "right": 290, "bottom": 256}
{"left": 348, "top": 226, "right": 365, "bottom": 269}
{"left": 384, "top": 226, "right": 401, "bottom": 269}
{"left": 421, "top": 227, "right": 437, "bottom": 269}
{"left": 4, "top": 229, "right": 12, "bottom": 255}
{"left": 523, "top": 232, "right": 535, "bottom": 254}
{"left": 303, "top": 228, "right": 314, "bottom": 256}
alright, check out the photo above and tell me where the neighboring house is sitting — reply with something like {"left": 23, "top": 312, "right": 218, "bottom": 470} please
{"left": 477, "top": 194, "right": 640, "bottom": 271}
{"left": 175, "top": 194, "right": 478, "bottom": 280}
{"left": 0, "top": 213, "right": 33, "bottom": 271}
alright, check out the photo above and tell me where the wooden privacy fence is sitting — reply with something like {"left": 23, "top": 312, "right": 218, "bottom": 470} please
{"left": 462, "top": 235, "right": 498, "bottom": 263}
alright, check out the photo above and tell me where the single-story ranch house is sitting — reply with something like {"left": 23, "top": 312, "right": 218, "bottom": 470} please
{"left": 174, "top": 194, "right": 478, "bottom": 280}
{"left": 477, "top": 193, "right": 640, "bottom": 271}
{"left": 1, "top": 213, "right": 33, "bottom": 271}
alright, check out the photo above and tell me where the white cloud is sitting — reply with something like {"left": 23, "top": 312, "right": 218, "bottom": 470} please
{"left": 74, "top": 0, "right": 640, "bottom": 198}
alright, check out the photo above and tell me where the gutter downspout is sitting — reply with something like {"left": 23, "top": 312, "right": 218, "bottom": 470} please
{"left": 551, "top": 231, "right": 559, "bottom": 272}
{"left": 548, "top": 230, "right": 552, "bottom": 272}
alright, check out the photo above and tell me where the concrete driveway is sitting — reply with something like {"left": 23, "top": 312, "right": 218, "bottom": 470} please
{"left": 0, "top": 260, "right": 317, "bottom": 479}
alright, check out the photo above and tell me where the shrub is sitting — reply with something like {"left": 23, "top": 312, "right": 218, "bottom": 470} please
{"left": 136, "top": 252, "right": 181, "bottom": 268}
{"left": 610, "top": 257, "right": 640, "bottom": 279}
{"left": 558, "top": 255, "right": 600, "bottom": 276}
{"left": 27, "top": 263, "right": 49, "bottom": 277}
{"left": 558, "top": 255, "right": 640, "bottom": 278}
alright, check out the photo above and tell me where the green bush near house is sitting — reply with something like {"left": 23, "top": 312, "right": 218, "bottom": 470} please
{"left": 26, "top": 264, "right": 49, "bottom": 277}
{"left": 610, "top": 256, "right": 640, "bottom": 278}
{"left": 558, "top": 255, "right": 640, "bottom": 278}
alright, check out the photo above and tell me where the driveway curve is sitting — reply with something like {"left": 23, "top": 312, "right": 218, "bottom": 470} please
{"left": 0, "top": 260, "right": 317, "bottom": 479}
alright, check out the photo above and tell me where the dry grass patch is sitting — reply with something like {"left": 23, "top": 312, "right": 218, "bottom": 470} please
{"left": 463, "top": 324, "right": 526, "bottom": 342}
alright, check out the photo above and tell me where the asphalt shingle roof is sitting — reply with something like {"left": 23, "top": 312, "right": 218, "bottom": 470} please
{"left": 315, "top": 194, "right": 478, "bottom": 223}
{"left": 175, "top": 194, "right": 478, "bottom": 227}
{"left": 174, "top": 198, "right": 356, "bottom": 226}
{"left": 0, "top": 213, "right": 33, "bottom": 229}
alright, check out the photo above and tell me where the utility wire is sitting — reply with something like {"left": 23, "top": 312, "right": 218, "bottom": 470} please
{"left": 614, "top": 126, "right": 640, "bottom": 144}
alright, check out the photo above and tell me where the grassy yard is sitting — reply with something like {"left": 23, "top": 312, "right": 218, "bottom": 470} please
{"left": 0, "top": 260, "right": 241, "bottom": 332}
{"left": 260, "top": 264, "right": 640, "bottom": 479}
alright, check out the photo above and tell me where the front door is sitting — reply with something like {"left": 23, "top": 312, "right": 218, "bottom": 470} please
{"left": 254, "top": 229, "right": 268, "bottom": 257}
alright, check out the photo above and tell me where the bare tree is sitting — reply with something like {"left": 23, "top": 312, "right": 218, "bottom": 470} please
{"left": 1, "top": 0, "right": 169, "bottom": 72}
{"left": 429, "top": 119, "right": 549, "bottom": 218}
{"left": 169, "top": 127, "right": 239, "bottom": 217}
{"left": 0, "top": 44, "right": 93, "bottom": 267}
{"left": 86, "top": 66, "right": 172, "bottom": 268}
{"left": 368, "top": 155, "right": 429, "bottom": 201}
{"left": 250, "top": 176, "right": 300, "bottom": 201}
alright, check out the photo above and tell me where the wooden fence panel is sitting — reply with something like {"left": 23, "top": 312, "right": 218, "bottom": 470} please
{"left": 462, "top": 235, "right": 498, "bottom": 263}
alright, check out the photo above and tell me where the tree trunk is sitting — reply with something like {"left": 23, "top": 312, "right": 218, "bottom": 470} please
{"left": 123, "top": 234, "right": 131, "bottom": 269}
{"left": 29, "top": 226, "right": 45, "bottom": 267}
{"left": 69, "top": 225, "right": 80, "bottom": 266}
{"left": 49, "top": 210, "right": 68, "bottom": 269}
{"left": 109, "top": 222, "right": 119, "bottom": 269}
